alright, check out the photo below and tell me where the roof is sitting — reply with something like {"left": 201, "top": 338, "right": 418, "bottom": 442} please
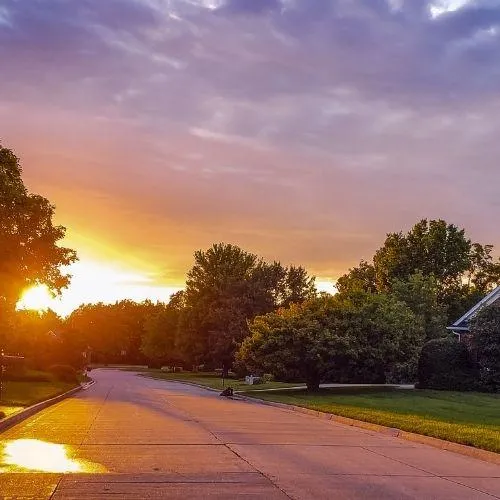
{"left": 448, "top": 285, "right": 500, "bottom": 333}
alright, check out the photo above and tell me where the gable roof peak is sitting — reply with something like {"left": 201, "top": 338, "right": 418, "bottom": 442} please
{"left": 449, "top": 285, "right": 500, "bottom": 332}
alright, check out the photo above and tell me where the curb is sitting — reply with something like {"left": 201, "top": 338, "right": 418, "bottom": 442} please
{"left": 236, "top": 394, "right": 500, "bottom": 466}
{"left": 0, "top": 380, "right": 94, "bottom": 433}
{"left": 138, "top": 374, "right": 222, "bottom": 393}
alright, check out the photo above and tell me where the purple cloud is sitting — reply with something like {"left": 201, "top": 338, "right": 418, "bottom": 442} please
{"left": 0, "top": 0, "right": 499, "bottom": 284}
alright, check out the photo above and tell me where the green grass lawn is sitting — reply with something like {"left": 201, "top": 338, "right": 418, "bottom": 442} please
{"left": 252, "top": 388, "right": 500, "bottom": 453}
{"left": 0, "top": 380, "right": 76, "bottom": 419}
{"left": 140, "top": 370, "right": 300, "bottom": 392}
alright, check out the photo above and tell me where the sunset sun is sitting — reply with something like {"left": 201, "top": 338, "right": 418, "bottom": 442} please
{"left": 17, "top": 285, "right": 53, "bottom": 312}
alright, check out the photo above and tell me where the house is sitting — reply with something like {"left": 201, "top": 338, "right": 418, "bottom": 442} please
{"left": 447, "top": 285, "right": 500, "bottom": 341}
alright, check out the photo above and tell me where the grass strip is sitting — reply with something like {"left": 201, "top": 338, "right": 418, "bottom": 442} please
{"left": 252, "top": 388, "right": 500, "bottom": 453}
{"left": 1, "top": 381, "right": 76, "bottom": 408}
{"left": 140, "top": 370, "right": 300, "bottom": 392}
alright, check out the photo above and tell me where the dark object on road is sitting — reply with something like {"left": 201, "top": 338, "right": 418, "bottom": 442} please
{"left": 220, "top": 387, "right": 233, "bottom": 397}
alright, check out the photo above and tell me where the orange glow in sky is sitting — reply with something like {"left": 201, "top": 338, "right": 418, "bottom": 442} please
{"left": 3, "top": 0, "right": 499, "bottom": 316}
{"left": 17, "top": 262, "right": 335, "bottom": 317}
{"left": 35, "top": 261, "right": 181, "bottom": 316}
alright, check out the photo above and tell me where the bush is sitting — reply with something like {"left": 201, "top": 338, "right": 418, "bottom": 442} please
{"left": 417, "top": 338, "right": 478, "bottom": 390}
{"left": 147, "top": 361, "right": 163, "bottom": 369}
{"left": 48, "top": 364, "right": 79, "bottom": 383}
{"left": 3, "top": 369, "right": 53, "bottom": 382}
{"left": 262, "top": 373, "right": 275, "bottom": 383}
{"left": 471, "top": 305, "right": 500, "bottom": 392}
{"left": 386, "top": 361, "right": 418, "bottom": 385}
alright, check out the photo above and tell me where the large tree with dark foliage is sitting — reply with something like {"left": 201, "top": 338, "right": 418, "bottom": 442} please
{"left": 238, "top": 292, "right": 423, "bottom": 390}
{"left": 417, "top": 337, "right": 478, "bottom": 391}
{"left": 141, "top": 292, "right": 185, "bottom": 367}
{"left": 338, "top": 219, "right": 500, "bottom": 322}
{"left": 471, "top": 305, "right": 500, "bottom": 392}
{"left": 178, "top": 243, "right": 315, "bottom": 369}
{"left": 67, "top": 300, "right": 164, "bottom": 364}
{"left": 0, "top": 145, "right": 77, "bottom": 312}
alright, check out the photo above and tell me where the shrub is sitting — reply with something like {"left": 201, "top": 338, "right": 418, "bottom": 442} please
{"left": 238, "top": 293, "right": 423, "bottom": 390}
{"left": 471, "top": 305, "right": 500, "bottom": 392}
{"left": 386, "top": 360, "right": 418, "bottom": 385}
{"left": 147, "top": 361, "right": 163, "bottom": 369}
{"left": 417, "top": 338, "right": 478, "bottom": 390}
{"left": 262, "top": 373, "right": 275, "bottom": 383}
{"left": 48, "top": 364, "right": 79, "bottom": 383}
{"left": 3, "top": 369, "right": 53, "bottom": 382}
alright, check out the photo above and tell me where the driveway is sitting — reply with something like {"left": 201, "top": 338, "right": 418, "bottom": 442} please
{"left": 0, "top": 369, "right": 499, "bottom": 499}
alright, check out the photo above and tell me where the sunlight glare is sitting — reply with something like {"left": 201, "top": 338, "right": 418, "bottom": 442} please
{"left": 3, "top": 439, "right": 82, "bottom": 473}
{"left": 29, "top": 260, "right": 182, "bottom": 317}
{"left": 316, "top": 280, "right": 337, "bottom": 295}
{"left": 16, "top": 285, "right": 53, "bottom": 312}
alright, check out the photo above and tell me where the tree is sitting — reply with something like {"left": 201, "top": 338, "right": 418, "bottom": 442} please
{"left": 471, "top": 305, "right": 500, "bottom": 392}
{"left": 66, "top": 300, "right": 163, "bottom": 364}
{"left": 275, "top": 265, "right": 316, "bottom": 308}
{"left": 9, "top": 309, "right": 63, "bottom": 369}
{"left": 0, "top": 145, "right": 77, "bottom": 319}
{"left": 334, "top": 292, "right": 425, "bottom": 384}
{"left": 238, "top": 293, "right": 424, "bottom": 389}
{"left": 417, "top": 337, "right": 478, "bottom": 391}
{"left": 373, "top": 220, "right": 473, "bottom": 291}
{"left": 391, "top": 272, "right": 448, "bottom": 341}
{"left": 178, "top": 243, "right": 315, "bottom": 369}
{"left": 336, "top": 260, "right": 377, "bottom": 295}
{"left": 237, "top": 296, "right": 352, "bottom": 391}
{"left": 141, "top": 304, "right": 180, "bottom": 367}
{"left": 141, "top": 292, "right": 185, "bottom": 366}
{"left": 339, "top": 219, "right": 500, "bottom": 322}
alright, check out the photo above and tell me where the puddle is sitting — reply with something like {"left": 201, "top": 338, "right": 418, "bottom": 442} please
{"left": 0, "top": 439, "right": 106, "bottom": 473}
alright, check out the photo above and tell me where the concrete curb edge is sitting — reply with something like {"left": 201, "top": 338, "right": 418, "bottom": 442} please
{"left": 236, "top": 393, "right": 500, "bottom": 466}
{"left": 138, "top": 374, "right": 221, "bottom": 393}
{"left": 0, "top": 379, "right": 95, "bottom": 433}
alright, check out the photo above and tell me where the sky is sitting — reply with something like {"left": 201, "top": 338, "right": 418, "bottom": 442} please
{"left": 2, "top": 0, "right": 500, "bottom": 315}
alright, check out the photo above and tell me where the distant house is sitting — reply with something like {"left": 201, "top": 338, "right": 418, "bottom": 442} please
{"left": 447, "top": 285, "right": 500, "bottom": 341}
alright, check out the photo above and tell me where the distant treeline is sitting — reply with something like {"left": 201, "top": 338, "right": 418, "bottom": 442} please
{"left": 1, "top": 144, "right": 499, "bottom": 389}
{"left": 5, "top": 220, "right": 500, "bottom": 391}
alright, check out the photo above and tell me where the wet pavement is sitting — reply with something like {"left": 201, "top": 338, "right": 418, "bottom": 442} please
{"left": 0, "top": 369, "right": 499, "bottom": 499}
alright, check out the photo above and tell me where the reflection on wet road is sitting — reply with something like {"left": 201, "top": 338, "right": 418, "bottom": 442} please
{"left": 1, "top": 439, "right": 105, "bottom": 473}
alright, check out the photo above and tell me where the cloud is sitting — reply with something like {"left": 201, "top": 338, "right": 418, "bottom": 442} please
{"left": 0, "top": 0, "right": 499, "bottom": 292}
{"left": 219, "top": 0, "right": 283, "bottom": 14}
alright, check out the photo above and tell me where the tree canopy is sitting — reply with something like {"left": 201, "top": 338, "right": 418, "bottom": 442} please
{"left": 141, "top": 294, "right": 185, "bottom": 367}
{"left": 178, "top": 243, "right": 316, "bottom": 369}
{"left": 237, "top": 292, "right": 424, "bottom": 390}
{"left": 67, "top": 300, "right": 163, "bottom": 364}
{"left": 471, "top": 305, "right": 500, "bottom": 392}
{"left": 0, "top": 145, "right": 77, "bottom": 310}
{"left": 337, "top": 219, "right": 500, "bottom": 322}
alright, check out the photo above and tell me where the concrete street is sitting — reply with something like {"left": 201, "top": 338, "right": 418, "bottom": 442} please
{"left": 0, "top": 369, "right": 499, "bottom": 499}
